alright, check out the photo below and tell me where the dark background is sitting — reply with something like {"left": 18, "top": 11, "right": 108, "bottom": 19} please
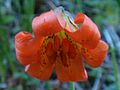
{"left": 0, "top": 0, "right": 120, "bottom": 90}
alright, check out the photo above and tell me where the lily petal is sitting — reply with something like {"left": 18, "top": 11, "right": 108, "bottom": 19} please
{"left": 15, "top": 32, "right": 44, "bottom": 65}
{"left": 25, "top": 40, "right": 56, "bottom": 80}
{"left": 32, "top": 10, "right": 64, "bottom": 38}
{"left": 65, "top": 13, "right": 101, "bottom": 49}
{"left": 55, "top": 39, "right": 87, "bottom": 82}
{"left": 79, "top": 40, "right": 108, "bottom": 68}
{"left": 25, "top": 60, "right": 54, "bottom": 80}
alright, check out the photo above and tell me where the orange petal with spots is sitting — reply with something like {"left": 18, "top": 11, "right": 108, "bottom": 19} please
{"left": 55, "top": 40, "right": 87, "bottom": 82}
{"left": 15, "top": 32, "right": 44, "bottom": 65}
{"left": 54, "top": 36, "right": 60, "bottom": 51}
{"left": 61, "top": 38, "right": 70, "bottom": 53}
{"left": 25, "top": 61, "right": 54, "bottom": 80}
{"left": 46, "top": 41, "right": 54, "bottom": 57}
{"left": 80, "top": 40, "right": 108, "bottom": 68}
{"left": 65, "top": 13, "right": 101, "bottom": 49}
{"left": 68, "top": 44, "right": 77, "bottom": 59}
{"left": 32, "top": 10, "right": 65, "bottom": 38}
{"left": 25, "top": 41, "right": 56, "bottom": 80}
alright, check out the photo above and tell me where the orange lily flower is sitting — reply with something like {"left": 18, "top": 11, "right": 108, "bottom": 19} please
{"left": 15, "top": 7, "right": 108, "bottom": 82}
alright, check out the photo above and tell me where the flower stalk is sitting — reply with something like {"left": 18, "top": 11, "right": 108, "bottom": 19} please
{"left": 69, "top": 82, "right": 75, "bottom": 90}
{"left": 110, "top": 48, "right": 120, "bottom": 90}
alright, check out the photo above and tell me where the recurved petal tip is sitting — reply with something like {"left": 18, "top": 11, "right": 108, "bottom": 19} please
{"left": 74, "top": 13, "right": 85, "bottom": 24}
{"left": 15, "top": 32, "right": 32, "bottom": 43}
{"left": 81, "top": 40, "right": 109, "bottom": 68}
{"left": 32, "top": 10, "right": 64, "bottom": 37}
{"left": 15, "top": 31, "right": 42, "bottom": 66}
{"left": 66, "top": 12, "right": 101, "bottom": 49}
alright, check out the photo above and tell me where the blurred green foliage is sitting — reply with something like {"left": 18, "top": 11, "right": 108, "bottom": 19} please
{"left": 0, "top": 0, "right": 120, "bottom": 90}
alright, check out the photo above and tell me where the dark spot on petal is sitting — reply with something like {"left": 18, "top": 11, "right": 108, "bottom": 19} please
{"left": 82, "top": 40, "right": 84, "bottom": 42}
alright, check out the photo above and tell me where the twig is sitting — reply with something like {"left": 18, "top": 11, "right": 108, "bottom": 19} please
{"left": 92, "top": 69, "right": 102, "bottom": 90}
{"left": 46, "top": 0, "right": 56, "bottom": 9}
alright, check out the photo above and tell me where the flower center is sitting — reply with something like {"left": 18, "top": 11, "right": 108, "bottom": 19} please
{"left": 39, "top": 30, "right": 77, "bottom": 67}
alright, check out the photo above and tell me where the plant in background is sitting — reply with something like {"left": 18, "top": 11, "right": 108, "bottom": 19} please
{"left": 15, "top": 7, "right": 108, "bottom": 89}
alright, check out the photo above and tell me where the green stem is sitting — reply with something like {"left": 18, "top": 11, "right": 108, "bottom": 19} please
{"left": 69, "top": 82, "right": 75, "bottom": 90}
{"left": 110, "top": 48, "right": 120, "bottom": 90}
{"left": 44, "top": 81, "right": 52, "bottom": 90}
